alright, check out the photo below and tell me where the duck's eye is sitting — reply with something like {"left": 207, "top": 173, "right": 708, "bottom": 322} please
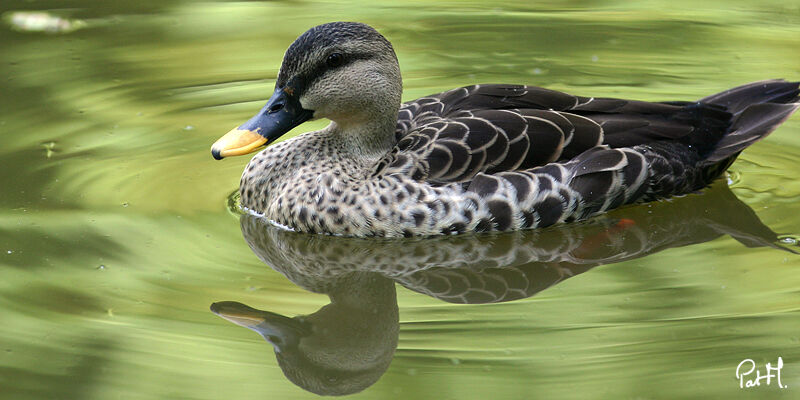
{"left": 326, "top": 53, "right": 344, "bottom": 68}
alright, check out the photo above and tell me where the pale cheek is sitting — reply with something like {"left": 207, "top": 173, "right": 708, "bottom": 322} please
{"left": 299, "top": 96, "right": 318, "bottom": 112}
{"left": 303, "top": 85, "right": 370, "bottom": 118}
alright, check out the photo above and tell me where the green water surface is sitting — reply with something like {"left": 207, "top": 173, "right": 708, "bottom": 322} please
{"left": 1, "top": 1, "right": 799, "bottom": 399}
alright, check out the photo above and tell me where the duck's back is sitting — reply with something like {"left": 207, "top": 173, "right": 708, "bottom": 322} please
{"left": 381, "top": 83, "right": 783, "bottom": 183}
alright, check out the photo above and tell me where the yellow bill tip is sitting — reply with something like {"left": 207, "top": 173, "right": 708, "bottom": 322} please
{"left": 211, "top": 127, "right": 268, "bottom": 160}
{"left": 210, "top": 302, "right": 265, "bottom": 328}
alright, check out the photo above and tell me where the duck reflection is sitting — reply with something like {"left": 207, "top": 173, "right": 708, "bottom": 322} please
{"left": 210, "top": 270, "right": 397, "bottom": 396}
{"left": 211, "top": 183, "right": 791, "bottom": 395}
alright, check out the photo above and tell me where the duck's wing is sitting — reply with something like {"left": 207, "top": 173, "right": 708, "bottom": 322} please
{"left": 380, "top": 84, "right": 727, "bottom": 184}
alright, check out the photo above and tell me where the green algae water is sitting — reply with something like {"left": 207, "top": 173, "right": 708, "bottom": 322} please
{"left": 1, "top": 1, "right": 799, "bottom": 399}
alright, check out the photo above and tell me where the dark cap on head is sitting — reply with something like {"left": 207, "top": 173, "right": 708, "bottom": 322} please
{"left": 276, "top": 22, "right": 393, "bottom": 89}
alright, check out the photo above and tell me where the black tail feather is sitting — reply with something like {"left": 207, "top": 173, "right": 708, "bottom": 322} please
{"left": 706, "top": 102, "right": 800, "bottom": 163}
{"left": 699, "top": 80, "right": 800, "bottom": 164}
{"left": 700, "top": 79, "right": 800, "bottom": 115}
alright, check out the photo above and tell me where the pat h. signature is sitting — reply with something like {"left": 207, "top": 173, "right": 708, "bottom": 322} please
{"left": 736, "top": 357, "right": 786, "bottom": 389}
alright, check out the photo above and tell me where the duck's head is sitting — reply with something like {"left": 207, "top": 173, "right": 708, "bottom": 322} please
{"left": 211, "top": 22, "right": 401, "bottom": 159}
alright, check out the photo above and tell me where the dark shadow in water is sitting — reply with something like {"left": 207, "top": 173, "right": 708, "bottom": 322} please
{"left": 0, "top": 336, "right": 113, "bottom": 399}
{"left": 211, "top": 182, "right": 793, "bottom": 396}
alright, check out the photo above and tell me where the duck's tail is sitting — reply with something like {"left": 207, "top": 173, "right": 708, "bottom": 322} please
{"left": 634, "top": 80, "right": 800, "bottom": 201}
{"left": 546, "top": 81, "right": 798, "bottom": 224}
{"left": 464, "top": 81, "right": 799, "bottom": 232}
{"left": 698, "top": 79, "right": 800, "bottom": 164}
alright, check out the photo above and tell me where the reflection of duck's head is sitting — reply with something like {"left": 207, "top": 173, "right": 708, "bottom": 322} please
{"left": 212, "top": 271, "right": 398, "bottom": 396}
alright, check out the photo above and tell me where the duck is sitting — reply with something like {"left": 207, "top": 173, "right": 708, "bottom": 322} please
{"left": 211, "top": 22, "right": 800, "bottom": 237}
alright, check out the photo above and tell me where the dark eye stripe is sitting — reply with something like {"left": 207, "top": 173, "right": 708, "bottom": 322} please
{"left": 284, "top": 52, "right": 374, "bottom": 97}
{"left": 322, "top": 52, "right": 372, "bottom": 73}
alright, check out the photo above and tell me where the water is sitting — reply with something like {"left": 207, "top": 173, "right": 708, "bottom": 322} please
{"left": 1, "top": 1, "right": 799, "bottom": 398}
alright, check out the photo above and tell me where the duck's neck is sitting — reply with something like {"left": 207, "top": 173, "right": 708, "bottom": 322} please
{"left": 327, "top": 112, "right": 397, "bottom": 163}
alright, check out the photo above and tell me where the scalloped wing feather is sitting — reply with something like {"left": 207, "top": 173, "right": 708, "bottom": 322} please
{"left": 382, "top": 84, "right": 710, "bottom": 185}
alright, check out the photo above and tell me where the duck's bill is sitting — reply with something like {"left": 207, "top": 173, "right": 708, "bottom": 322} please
{"left": 210, "top": 301, "right": 309, "bottom": 334}
{"left": 210, "top": 301, "right": 268, "bottom": 328}
{"left": 210, "top": 301, "right": 310, "bottom": 351}
{"left": 211, "top": 88, "right": 313, "bottom": 160}
{"left": 210, "top": 128, "right": 268, "bottom": 160}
